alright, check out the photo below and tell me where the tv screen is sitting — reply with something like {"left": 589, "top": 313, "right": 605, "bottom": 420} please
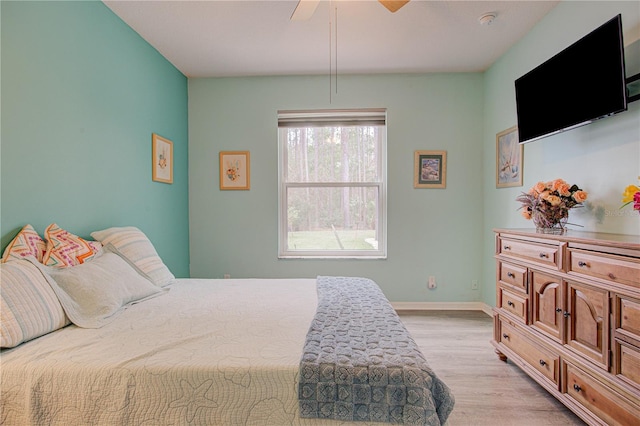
{"left": 515, "top": 14, "right": 627, "bottom": 144}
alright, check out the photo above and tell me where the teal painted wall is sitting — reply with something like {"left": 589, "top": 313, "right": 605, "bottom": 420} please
{"left": 189, "top": 74, "right": 485, "bottom": 302}
{"left": 1, "top": 1, "right": 190, "bottom": 277}
{"left": 481, "top": 1, "right": 640, "bottom": 306}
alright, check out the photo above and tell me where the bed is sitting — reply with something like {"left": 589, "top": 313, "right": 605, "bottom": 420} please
{"left": 0, "top": 225, "right": 454, "bottom": 425}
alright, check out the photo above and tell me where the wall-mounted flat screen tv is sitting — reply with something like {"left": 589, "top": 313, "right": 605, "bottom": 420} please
{"left": 515, "top": 14, "right": 627, "bottom": 144}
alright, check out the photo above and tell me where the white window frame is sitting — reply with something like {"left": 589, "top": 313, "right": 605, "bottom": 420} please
{"left": 277, "top": 109, "right": 387, "bottom": 259}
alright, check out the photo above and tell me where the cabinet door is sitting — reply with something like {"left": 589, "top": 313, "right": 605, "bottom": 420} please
{"left": 566, "top": 280, "right": 610, "bottom": 368}
{"left": 531, "top": 270, "right": 563, "bottom": 343}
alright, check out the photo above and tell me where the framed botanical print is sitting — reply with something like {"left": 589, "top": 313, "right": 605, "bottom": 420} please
{"left": 152, "top": 133, "right": 173, "bottom": 184}
{"left": 220, "top": 151, "right": 250, "bottom": 190}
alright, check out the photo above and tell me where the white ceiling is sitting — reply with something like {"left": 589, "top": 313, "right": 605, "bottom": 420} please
{"left": 103, "top": 0, "right": 560, "bottom": 78}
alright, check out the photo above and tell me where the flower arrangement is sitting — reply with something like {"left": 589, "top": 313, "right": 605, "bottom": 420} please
{"left": 621, "top": 178, "right": 640, "bottom": 215}
{"left": 516, "top": 179, "right": 588, "bottom": 232}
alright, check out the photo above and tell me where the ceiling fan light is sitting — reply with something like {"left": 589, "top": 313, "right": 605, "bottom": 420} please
{"left": 378, "top": 0, "right": 410, "bottom": 13}
{"left": 290, "top": 0, "right": 320, "bottom": 21}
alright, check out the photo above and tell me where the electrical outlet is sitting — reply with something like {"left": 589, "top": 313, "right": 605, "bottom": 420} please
{"left": 224, "top": 274, "right": 231, "bottom": 279}
{"left": 471, "top": 279, "right": 479, "bottom": 290}
{"left": 428, "top": 276, "right": 436, "bottom": 289}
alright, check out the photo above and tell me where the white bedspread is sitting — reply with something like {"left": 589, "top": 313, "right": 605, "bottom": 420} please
{"left": 1, "top": 278, "right": 383, "bottom": 425}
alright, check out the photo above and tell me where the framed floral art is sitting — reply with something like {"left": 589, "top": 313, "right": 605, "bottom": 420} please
{"left": 152, "top": 133, "right": 173, "bottom": 184}
{"left": 219, "top": 151, "right": 250, "bottom": 190}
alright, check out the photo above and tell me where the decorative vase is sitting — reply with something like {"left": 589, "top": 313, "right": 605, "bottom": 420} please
{"left": 532, "top": 210, "right": 568, "bottom": 234}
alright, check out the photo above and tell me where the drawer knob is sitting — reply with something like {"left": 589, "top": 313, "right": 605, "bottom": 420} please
{"left": 608, "top": 273, "right": 616, "bottom": 280}
{"left": 578, "top": 261, "right": 589, "bottom": 268}
{"left": 563, "top": 311, "right": 570, "bottom": 318}
{"left": 539, "top": 253, "right": 549, "bottom": 258}
{"left": 539, "top": 359, "right": 546, "bottom": 366}
{"left": 502, "top": 333, "right": 509, "bottom": 339}
{"left": 507, "top": 301, "right": 514, "bottom": 307}
{"left": 555, "top": 308, "right": 562, "bottom": 313}
{"left": 573, "top": 384, "right": 581, "bottom": 393}
{"left": 503, "top": 245, "right": 511, "bottom": 250}
{"left": 507, "top": 272, "right": 515, "bottom": 279}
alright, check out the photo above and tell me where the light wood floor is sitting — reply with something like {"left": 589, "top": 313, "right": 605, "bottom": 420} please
{"left": 398, "top": 310, "right": 585, "bottom": 426}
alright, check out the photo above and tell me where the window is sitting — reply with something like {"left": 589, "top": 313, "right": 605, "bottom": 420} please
{"left": 278, "top": 109, "right": 387, "bottom": 258}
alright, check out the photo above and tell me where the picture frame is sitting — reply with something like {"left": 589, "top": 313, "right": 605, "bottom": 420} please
{"left": 496, "top": 126, "right": 523, "bottom": 188}
{"left": 414, "top": 150, "right": 447, "bottom": 189}
{"left": 152, "top": 133, "right": 173, "bottom": 184}
{"left": 220, "top": 151, "right": 250, "bottom": 190}
{"left": 627, "top": 73, "right": 640, "bottom": 103}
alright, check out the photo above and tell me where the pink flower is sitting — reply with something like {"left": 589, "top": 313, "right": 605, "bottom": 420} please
{"left": 620, "top": 180, "right": 640, "bottom": 213}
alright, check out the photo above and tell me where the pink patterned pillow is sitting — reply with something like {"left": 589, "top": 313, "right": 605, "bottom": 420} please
{"left": 43, "top": 223, "right": 102, "bottom": 267}
{"left": 1, "top": 224, "right": 46, "bottom": 263}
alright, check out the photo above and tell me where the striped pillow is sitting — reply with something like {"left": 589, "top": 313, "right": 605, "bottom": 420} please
{"left": 43, "top": 223, "right": 102, "bottom": 267}
{"left": 1, "top": 224, "right": 46, "bottom": 263}
{"left": 0, "top": 259, "right": 70, "bottom": 348}
{"left": 90, "top": 227, "right": 175, "bottom": 287}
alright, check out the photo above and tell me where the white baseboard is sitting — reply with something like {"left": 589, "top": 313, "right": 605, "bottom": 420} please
{"left": 392, "top": 301, "right": 493, "bottom": 317}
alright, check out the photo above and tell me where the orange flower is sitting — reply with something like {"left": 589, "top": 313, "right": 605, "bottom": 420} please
{"left": 521, "top": 209, "right": 532, "bottom": 220}
{"left": 550, "top": 179, "right": 568, "bottom": 191}
{"left": 533, "top": 181, "right": 547, "bottom": 194}
{"left": 572, "top": 190, "right": 588, "bottom": 203}
{"left": 546, "top": 195, "right": 562, "bottom": 206}
{"left": 556, "top": 183, "right": 572, "bottom": 197}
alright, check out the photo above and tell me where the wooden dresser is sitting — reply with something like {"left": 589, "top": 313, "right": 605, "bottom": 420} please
{"left": 492, "top": 229, "right": 640, "bottom": 425}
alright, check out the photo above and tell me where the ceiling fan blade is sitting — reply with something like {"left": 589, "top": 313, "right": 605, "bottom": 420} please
{"left": 290, "top": 0, "right": 321, "bottom": 21}
{"left": 378, "top": 0, "right": 410, "bottom": 13}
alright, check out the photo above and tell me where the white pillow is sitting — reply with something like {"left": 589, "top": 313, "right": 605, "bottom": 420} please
{"left": 90, "top": 227, "right": 175, "bottom": 287}
{"left": 32, "top": 252, "right": 165, "bottom": 328}
{"left": 0, "top": 259, "right": 69, "bottom": 348}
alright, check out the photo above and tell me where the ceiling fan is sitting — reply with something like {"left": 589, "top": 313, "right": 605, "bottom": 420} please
{"left": 291, "top": 0, "right": 410, "bottom": 21}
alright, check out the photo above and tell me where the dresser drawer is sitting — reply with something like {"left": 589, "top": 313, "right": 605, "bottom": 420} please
{"left": 498, "top": 262, "right": 527, "bottom": 292}
{"left": 500, "top": 286, "right": 528, "bottom": 323}
{"left": 614, "top": 294, "right": 640, "bottom": 346}
{"left": 613, "top": 294, "right": 640, "bottom": 390}
{"left": 499, "top": 320, "right": 559, "bottom": 387}
{"left": 564, "top": 361, "right": 640, "bottom": 425}
{"left": 615, "top": 340, "right": 640, "bottom": 390}
{"left": 499, "top": 237, "right": 560, "bottom": 270}
{"left": 569, "top": 249, "right": 640, "bottom": 289}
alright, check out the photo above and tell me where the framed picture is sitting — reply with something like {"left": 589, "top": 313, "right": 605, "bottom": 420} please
{"left": 627, "top": 73, "right": 640, "bottom": 103}
{"left": 152, "top": 133, "right": 173, "bottom": 184}
{"left": 220, "top": 151, "right": 250, "bottom": 190}
{"left": 496, "top": 126, "right": 523, "bottom": 188}
{"left": 414, "top": 150, "right": 446, "bottom": 189}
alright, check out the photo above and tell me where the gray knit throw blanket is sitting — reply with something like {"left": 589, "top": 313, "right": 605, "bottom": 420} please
{"left": 298, "top": 276, "right": 454, "bottom": 425}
